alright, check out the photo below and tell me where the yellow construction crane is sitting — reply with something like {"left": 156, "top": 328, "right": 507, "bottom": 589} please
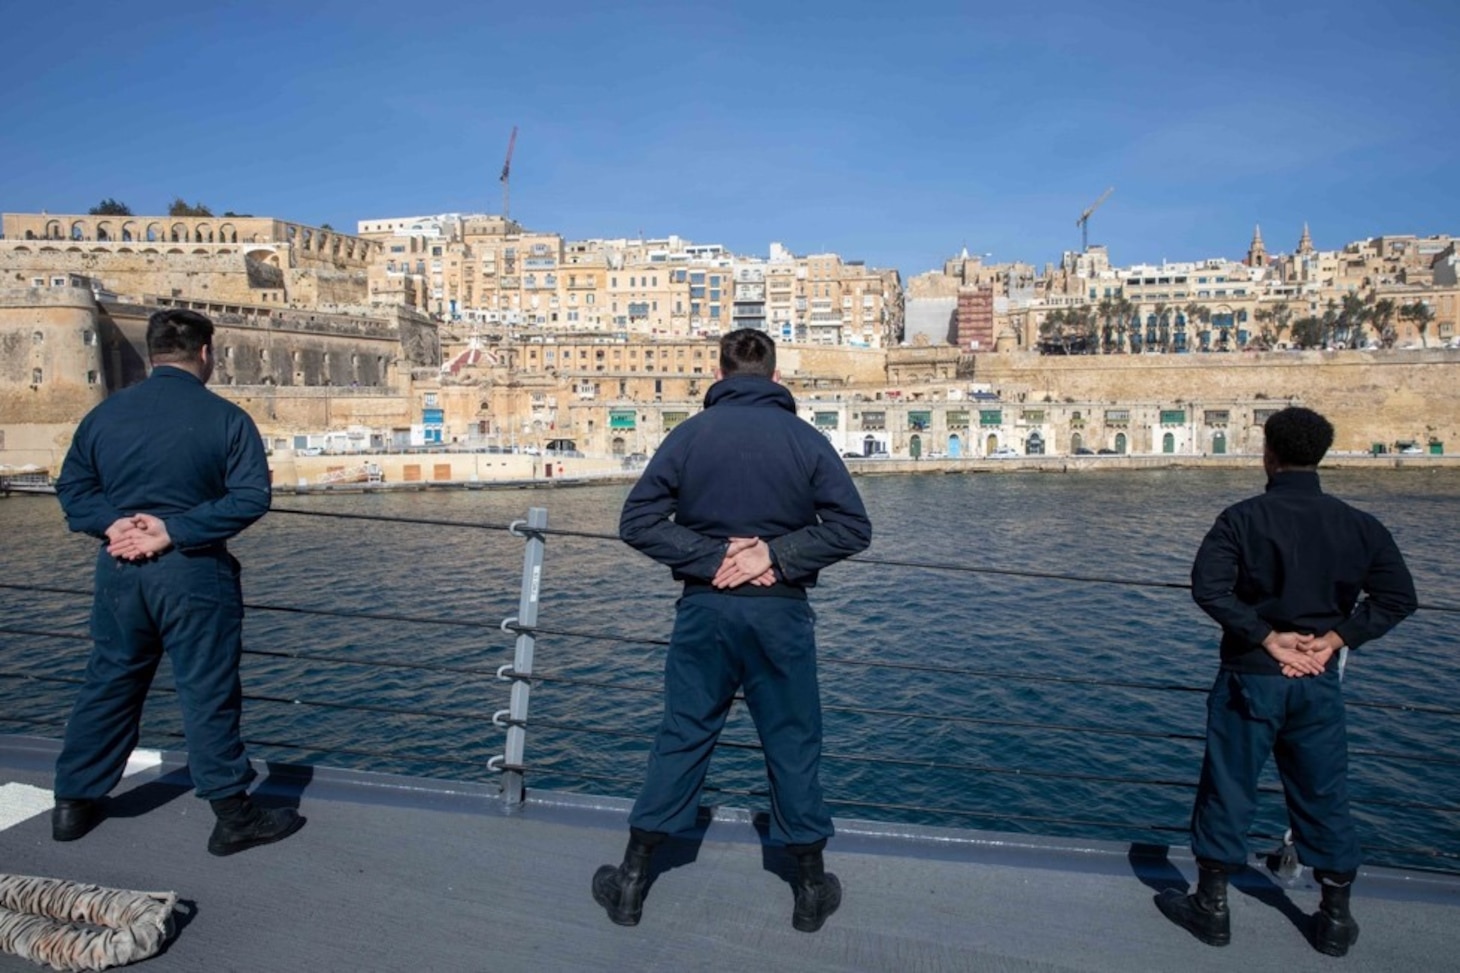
{"left": 500, "top": 125, "right": 518, "bottom": 220}
{"left": 1076, "top": 187, "right": 1114, "bottom": 252}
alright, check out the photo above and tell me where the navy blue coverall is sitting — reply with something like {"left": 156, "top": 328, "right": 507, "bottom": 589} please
{"left": 1188, "top": 470, "right": 1416, "bottom": 880}
{"left": 54, "top": 365, "right": 272, "bottom": 802}
{"left": 619, "top": 375, "right": 872, "bottom": 847}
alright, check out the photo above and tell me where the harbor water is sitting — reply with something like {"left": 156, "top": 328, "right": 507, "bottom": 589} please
{"left": 3, "top": 466, "right": 1458, "bottom": 870}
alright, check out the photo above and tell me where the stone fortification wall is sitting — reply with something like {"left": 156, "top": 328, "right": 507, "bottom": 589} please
{"left": 974, "top": 350, "right": 1460, "bottom": 452}
{"left": 0, "top": 287, "right": 105, "bottom": 423}
{"left": 101, "top": 301, "right": 405, "bottom": 389}
{"left": 219, "top": 387, "right": 415, "bottom": 442}
{"left": 780, "top": 345, "right": 886, "bottom": 386}
{"left": 2, "top": 248, "right": 273, "bottom": 305}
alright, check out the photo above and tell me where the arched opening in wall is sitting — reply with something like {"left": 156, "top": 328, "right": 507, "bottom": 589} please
{"left": 219, "top": 223, "right": 236, "bottom": 243}
{"left": 13, "top": 245, "right": 29, "bottom": 252}
{"left": 1162, "top": 432, "right": 1175, "bottom": 454}
{"left": 910, "top": 434, "right": 922, "bottom": 459}
{"left": 70, "top": 222, "right": 85, "bottom": 240}
{"left": 122, "top": 222, "right": 136, "bottom": 241}
{"left": 947, "top": 433, "right": 961, "bottom": 458}
{"left": 24, "top": 230, "right": 35, "bottom": 239}
{"left": 302, "top": 229, "right": 313, "bottom": 251}
{"left": 611, "top": 436, "right": 627, "bottom": 456}
{"left": 96, "top": 222, "right": 112, "bottom": 241}
{"left": 246, "top": 248, "right": 280, "bottom": 267}
{"left": 986, "top": 433, "right": 998, "bottom": 454}
{"left": 1026, "top": 431, "right": 1045, "bottom": 455}
{"left": 1071, "top": 432, "right": 1083, "bottom": 453}
{"left": 1212, "top": 431, "right": 1227, "bottom": 455}
{"left": 1115, "top": 432, "right": 1128, "bottom": 454}
{"left": 146, "top": 224, "right": 160, "bottom": 242}
{"left": 118, "top": 246, "right": 133, "bottom": 252}
{"left": 168, "top": 248, "right": 184, "bottom": 255}
{"left": 67, "top": 247, "right": 83, "bottom": 253}
{"left": 46, "top": 221, "right": 62, "bottom": 240}
{"left": 171, "top": 223, "right": 187, "bottom": 242}
{"left": 195, "top": 224, "right": 212, "bottom": 243}
{"left": 193, "top": 248, "right": 209, "bottom": 255}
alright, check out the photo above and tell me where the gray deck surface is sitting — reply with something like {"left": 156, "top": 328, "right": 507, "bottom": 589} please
{"left": 2, "top": 735, "right": 1456, "bottom": 973}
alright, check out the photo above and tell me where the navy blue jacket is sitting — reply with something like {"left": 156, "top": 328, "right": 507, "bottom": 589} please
{"left": 620, "top": 374, "right": 871, "bottom": 592}
{"left": 1190, "top": 470, "right": 1416, "bottom": 674}
{"left": 56, "top": 366, "right": 271, "bottom": 550}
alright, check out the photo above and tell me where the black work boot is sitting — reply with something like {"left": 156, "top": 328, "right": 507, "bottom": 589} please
{"left": 790, "top": 846, "right": 842, "bottom": 933}
{"left": 52, "top": 798, "right": 104, "bottom": 842}
{"left": 1312, "top": 877, "right": 1360, "bottom": 957}
{"left": 1155, "top": 865, "right": 1231, "bottom": 946}
{"left": 207, "top": 793, "right": 305, "bottom": 857}
{"left": 592, "top": 829, "right": 662, "bottom": 926}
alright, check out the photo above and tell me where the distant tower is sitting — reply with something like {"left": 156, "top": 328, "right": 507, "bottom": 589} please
{"left": 1296, "top": 223, "right": 1314, "bottom": 255}
{"left": 1246, "top": 225, "right": 1268, "bottom": 267}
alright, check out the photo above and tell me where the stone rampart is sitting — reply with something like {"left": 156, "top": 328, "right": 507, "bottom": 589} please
{"left": 974, "top": 349, "right": 1460, "bottom": 452}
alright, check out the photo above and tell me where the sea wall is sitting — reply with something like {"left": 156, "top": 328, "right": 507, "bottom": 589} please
{"left": 974, "top": 349, "right": 1460, "bottom": 453}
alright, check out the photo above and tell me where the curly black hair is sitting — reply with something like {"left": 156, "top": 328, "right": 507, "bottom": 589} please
{"left": 1263, "top": 407, "right": 1334, "bottom": 468}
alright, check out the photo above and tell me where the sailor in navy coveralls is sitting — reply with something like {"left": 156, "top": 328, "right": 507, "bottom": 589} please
{"left": 1157, "top": 407, "right": 1416, "bottom": 956}
{"left": 593, "top": 329, "right": 872, "bottom": 933}
{"left": 52, "top": 309, "right": 304, "bottom": 856}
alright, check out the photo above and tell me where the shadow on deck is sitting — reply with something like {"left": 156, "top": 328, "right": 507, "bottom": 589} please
{"left": 2, "top": 735, "right": 1456, "bottom": 973}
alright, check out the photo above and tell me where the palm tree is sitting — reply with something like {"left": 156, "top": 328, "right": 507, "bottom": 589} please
{"left": 1271, "top": 301, "right": 1293, "bottom": 348}
{"left": 1180, "top": 302, "right": 1205, "bottom": 353}
{"left": 1096, "top": 297, "right": 1117, "bottom": 355}
{"left": 1253, "top": 307, "right": 1275, "bottom": 350}
{"left": 1321, "top": 299, "right": 1340, "bottom": 348}
{"left": 1152, "top": 302, "right": 1171, "bottom": 354}
{"left": 1370, "top": 297, "right": 1398, "bottom": 348}
{"left": 1399, "top": 300, "right": 1436, "bottom": 348}
{"left": 1337, "top": 292, "right": 1369, "bottom": 347}
{"left": 1291, "top": 315, "right": 1324, "bottom": 349}
{"left": 1112, "top": 296, "right": 1134, "bottom": 354}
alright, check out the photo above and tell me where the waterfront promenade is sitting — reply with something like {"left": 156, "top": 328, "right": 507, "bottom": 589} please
{"left": 2, "top": 735, "right": 1456, "bottom": 973}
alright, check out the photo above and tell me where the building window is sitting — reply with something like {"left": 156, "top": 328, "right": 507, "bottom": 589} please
{"left": 424, "top": 392, "right": 438, "bottom": 407}
{"left": 1159, "top": 409, "right": 1186, "bottom": 424}
{"left": 1204, "top": 410, "right": 1229, "bottom": 426}
{"left": 32, "top": 368, "right": 43, "bottom": 384}
{"left": 87, "top": 370, "right": 98, "bottom": 385}
{"left": 814, "top": 411, "right": 840, "bottom": 429}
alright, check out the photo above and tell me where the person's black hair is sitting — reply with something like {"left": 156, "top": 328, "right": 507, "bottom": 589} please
{"left": 146, "top": 308, "right": 214, "bottom": 362}
{"left": 1264, "top": 406, "right": 1334, "bottom": 468}
{"left": 719, "top": 328, "right": 776, "bottom": 377}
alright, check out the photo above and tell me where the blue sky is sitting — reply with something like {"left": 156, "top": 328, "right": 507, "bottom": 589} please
{"left": 3, "top": 0, "right": 1456, "bottom": 279}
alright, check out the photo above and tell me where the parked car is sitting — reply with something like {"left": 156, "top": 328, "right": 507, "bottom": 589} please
{"left": 1097, "top": 448, "right": 1119, "bottom": 455}
{"left": 1073, "top": 447, "right": 1095, "bottom": 455}
{"left": 622, "top": 451, "right": 649, "bottom": 468}
{"left": 842, "top": 451, "right": 865, "bottom": 459}
{"left": 991, "top": 446, "right": 1019, "bottom": 457}
{"left": 1399, "top": 445, "right": 1424, "bottom": 455}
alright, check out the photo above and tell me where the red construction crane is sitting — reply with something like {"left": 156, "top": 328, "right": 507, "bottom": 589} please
{"left": 500, "top": 126, "right": 518, "bottom": 220}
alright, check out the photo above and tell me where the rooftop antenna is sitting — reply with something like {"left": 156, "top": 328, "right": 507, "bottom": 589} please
{"left": 500, "top": 125, "right": 518, "bottom": 220}
{"left": 1076, "top": 186, "right": 1114, "bottom": 252}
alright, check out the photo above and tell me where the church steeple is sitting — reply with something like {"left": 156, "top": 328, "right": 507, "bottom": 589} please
{"left": 1296, "top": 223, "right": 1314, "bottom": 255}
{"left": 1246, "top": 224, "right": 1267, "bottom": 267}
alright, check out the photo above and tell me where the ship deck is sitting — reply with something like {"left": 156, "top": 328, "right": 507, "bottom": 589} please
{"left": 2, "top": 735, "right": 1456, "bottom": 973}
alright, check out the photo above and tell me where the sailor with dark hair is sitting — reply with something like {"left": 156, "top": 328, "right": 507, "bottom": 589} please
{"left": 52, "top": 308, "right": 305, "bottom": 856}
{"left": 594, "top": 328, "right": 872, "bottom": 932}
{"left": 1158, "top": 406, "right": 1417, "bottom": 956}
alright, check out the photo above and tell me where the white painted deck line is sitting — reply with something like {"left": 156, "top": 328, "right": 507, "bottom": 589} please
{"left": 0, "top": 747, "right": 163, "bottom": 831}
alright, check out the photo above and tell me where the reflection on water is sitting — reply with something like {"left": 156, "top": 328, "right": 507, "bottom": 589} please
{"left": 3, "top": 467, "right": 1458, "bottom": 868}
